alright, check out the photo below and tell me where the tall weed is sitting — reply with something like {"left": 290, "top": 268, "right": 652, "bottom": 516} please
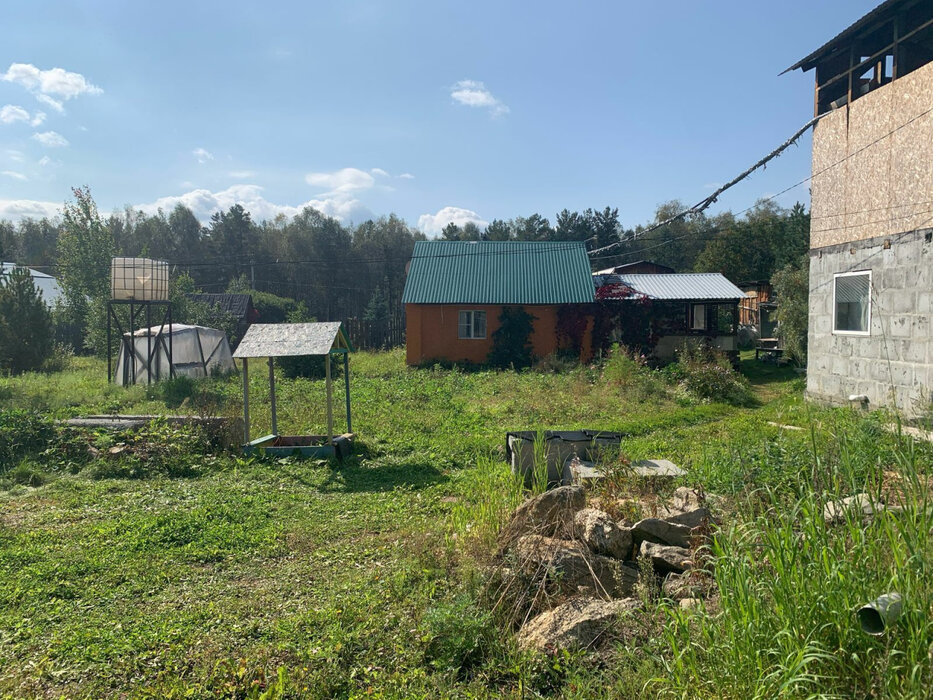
{"left": 657, "top": 422, "right": 933, "bottom": 699}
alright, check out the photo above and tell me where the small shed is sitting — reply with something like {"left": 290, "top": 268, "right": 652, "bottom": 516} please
{"left": 232, "top": 322, "right": 354, "bottom": 458}
{"left": 594, "top": 272, "right": 746, "bottom": 362}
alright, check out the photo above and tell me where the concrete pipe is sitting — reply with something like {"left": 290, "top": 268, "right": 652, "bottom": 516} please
{"left": 857, "top": 592, "right": 903, "bottom": 635}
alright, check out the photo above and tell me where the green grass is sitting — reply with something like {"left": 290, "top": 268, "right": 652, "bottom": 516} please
{"left": 0, "top": 350, "right": 930, "bottom": 698}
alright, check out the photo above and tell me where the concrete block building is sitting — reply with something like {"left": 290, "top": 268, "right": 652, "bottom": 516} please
{"left": 788, "top": 0, "right": 933, "bottom": 415}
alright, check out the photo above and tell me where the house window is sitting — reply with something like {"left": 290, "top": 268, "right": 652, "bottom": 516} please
{"left": 834, "top": 271, "right": 871, "bottom": 334}
{"left": 458, "top": 310, "right": 487, "bottom": 339}
{"left": 690, "top": 304, "right": 706, "bottom": 331}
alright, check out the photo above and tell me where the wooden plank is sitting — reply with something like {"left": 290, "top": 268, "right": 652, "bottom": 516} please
{"left": 268, "top": 356, "right": 278, "bottom": 435}
{"left": 242, "top": 358, "right": 250, "bottom": 443}
{"left": 325, "top": 353, "right": 334, "bottom": 445}
{"left": 343, "top": 352, "right": 352, "bottom": 433}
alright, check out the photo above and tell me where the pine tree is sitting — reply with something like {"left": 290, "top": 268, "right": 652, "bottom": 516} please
{"left": 0, "top": 266, "right": 53, "bottom": 373}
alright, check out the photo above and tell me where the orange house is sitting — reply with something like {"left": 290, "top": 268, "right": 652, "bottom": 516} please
{"left": 402, "top": 241, "right": 596, "bottom": 366}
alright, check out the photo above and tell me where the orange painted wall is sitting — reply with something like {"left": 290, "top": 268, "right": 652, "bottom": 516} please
{"left": 406, "top": 304, "right": 593, "bottom": 365}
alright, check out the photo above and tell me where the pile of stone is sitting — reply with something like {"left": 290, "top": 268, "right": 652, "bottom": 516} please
{"left": 497, "top": 483, "right": 717, "bottom": 653}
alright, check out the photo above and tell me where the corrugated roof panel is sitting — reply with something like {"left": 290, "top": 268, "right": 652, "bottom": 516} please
{"left": 402, "top": 241, "right": 595, "bottom": 305}
{"left": 615, "top": 273, "right": 745, "bottom": 301}
{"left": 233, "top": 322, "right": 346, "bottom": 358}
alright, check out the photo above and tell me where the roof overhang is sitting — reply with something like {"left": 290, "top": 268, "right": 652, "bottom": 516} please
{"left": 233, "top": 322, "right": 353, "bottom": 358}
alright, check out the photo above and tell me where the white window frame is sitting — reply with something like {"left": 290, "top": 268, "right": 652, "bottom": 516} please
{"left": 833, "top": 270, "right": 872, "bottom": 336}
{"left": 458, "top": 310, "right": 487, "bottom": 339}
{"left": 690, "top": 303, "right": 707, "bottom": 331}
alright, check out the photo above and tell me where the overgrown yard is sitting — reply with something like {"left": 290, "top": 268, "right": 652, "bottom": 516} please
{"left": 1, "top": 350, "right": 931, "bottom": 698}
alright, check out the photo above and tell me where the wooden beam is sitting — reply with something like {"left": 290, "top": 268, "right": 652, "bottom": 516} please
{"left": 242, "top": 358, "right": 250, "bottom": 444}
{"left": 816, "top": 17, "right": 933, "bottom": 94}
{"left": 325, "top": 353, "right": 334, "bottom": 445}
{"left": 268, "top": 356, "right": 278, "bottom": 435}
{"left": 343, "top": 352, "right": 352, "bottom": 433}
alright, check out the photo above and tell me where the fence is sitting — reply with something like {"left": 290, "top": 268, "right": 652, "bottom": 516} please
{"left": 343, "top": 315, "right": 405, "bottom": 350}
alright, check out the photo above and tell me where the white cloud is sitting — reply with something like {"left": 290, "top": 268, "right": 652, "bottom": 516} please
{"left": 0, "top": 105, "right": 45, "bottom": 126}
{"left": 370, "top": 167, "right": 389, "bottom": 177}
{"left": 399, "top": 172, "right": 415, "bottom": 180}
{"left": 193, "top": 147, "right": 214, "bottom": 164}
{"left": 417, "top": 206, "right": 489, "bottom": 236}
{"left": 36, "top": 94, "right": 64, "bottom": 113}
{"left": 6, "top": 149, "right": 24, "bottom": 162}
{"left": 0, "top": 105, "right": 28, "bottom": 124}
{"left": 305, "top": 167, "right": 375, "bottom": 194}
{"left": 32, "top": 130, "right": 68, "bottom": 147}
{"left": 450, "top": 79, "right": 509, "bottom": 117}
{"left": 1, "top": 170, "right": 27, "bottom": 181}
{"left": 137, "top": 184, "right": 371, "bottom": 224}
{"left": 0, "top": 198, "right": 60, "bottom": 220}
{"left": 2, "top": 63, "right": 102, "bottom": 100}
{"left": 228, "top": 170, "right": 256, "bottom": 179}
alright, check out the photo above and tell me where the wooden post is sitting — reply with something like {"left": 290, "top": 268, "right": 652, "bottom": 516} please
{"left": 343, "top": 352, "right": 351, "bottom": 433}
{"left": 242, "top": 358, "right": 250, "bottom": 444}
{"left": 268, "top": 356, "right": 278, "bottom": 435}
{"left": 325, "top": 352, "right": 334, "bottom": 444}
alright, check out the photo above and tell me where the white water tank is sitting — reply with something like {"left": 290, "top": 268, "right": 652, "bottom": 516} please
{"left": 111, "top": 257, "right": 169, "bottom": 301}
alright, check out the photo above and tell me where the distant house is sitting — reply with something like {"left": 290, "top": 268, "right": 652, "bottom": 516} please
{"left": 187, "top": 293, "right": 259, "bottom": 345}
{"left": 595, "top": 260, "right": 675, "bottom": 275}
{"left": 402, "top": 241, "right": 595, "bottom": 365}
{"left": 738, "top": 280, "right": 778, "bottom": 339}
{"left": 594, "top": 272, "right": 746, "bottom": 361}
{"left": 0, "top": 262, "right": 63, "bottom": 307}
{"left": 786, "top": 0, "right": 933, "bottom": 414}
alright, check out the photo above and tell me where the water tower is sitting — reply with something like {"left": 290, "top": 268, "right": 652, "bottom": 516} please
{"left": 107, "top": 257, "right": 173, "bottom": 384}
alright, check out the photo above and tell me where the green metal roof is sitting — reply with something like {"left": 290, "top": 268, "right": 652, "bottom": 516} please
{"left": 402, "top": 240, "right": 595, "bottom": 305}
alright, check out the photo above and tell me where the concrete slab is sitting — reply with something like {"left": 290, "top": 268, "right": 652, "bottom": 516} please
{"left": 632, "top": 459, "right": 686, "bottom": 478}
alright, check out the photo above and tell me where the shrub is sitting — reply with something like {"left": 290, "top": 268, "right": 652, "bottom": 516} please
{"left": 153, "top": 375, "right": 197, "bottom": 408}
{"left": 41, "top": 342, "right": 74, "bottom": 373}
{"left": 0, "top": 409, "right": 55, "bottom": 469}
{"left": 83, "top": 420, "right": 215, "bottom": 480}
{"left": 420, "top": 595, "right": 499, "bottom": 678}
{"left": 602, "top": 344, "right": 667, "bottom": 401}
{"left": 487, "top": 307, "right": 535, "bottom": 369}
{"left": 532, "top": 352, "right": 578, "bottom": 374}
{"left": 772, "top": 255, "right": 809, "bottom": 364}
{"left": 673, "top": 343, "right": 754, "bottom": 406}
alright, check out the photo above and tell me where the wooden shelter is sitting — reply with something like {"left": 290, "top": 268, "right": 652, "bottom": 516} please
{"left": 233, "top": 322, "right": 354, "bottom": 458}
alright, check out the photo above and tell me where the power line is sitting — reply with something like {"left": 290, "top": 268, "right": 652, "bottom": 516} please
{"left": 10, "top": 106, "right": 932, "bottom": 278}
{"left": 586, "top": 114, "right": 823, "bottom": 257}
{"left": 589, "top": 102, "right": 933, "bottom": 258}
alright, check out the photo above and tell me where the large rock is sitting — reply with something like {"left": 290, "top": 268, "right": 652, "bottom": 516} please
{"left": 662, "top": 571, "right": 712, "bottom": 600}
{"left": 823, "top": 493, "right": 888, "bottom": 525}
{"left": 514, "top": 535, "right": 639, "bottom": 598}
{"left": 518, "top": 596, "right": 642, "bottom": 652}
{"left": 574, "top": 508, "right": 632, "bottom": 560}
{"left": 632, "top": 517, "right": 693, "bottom": 548}
{"left": 640, "top": 541, "right": 692, "bottom": 573}
{"left": 663, "top": 507, "right": 713, "bottom": 529}
{"left": 657, "top": 487, "right": 715, "bottom": 528}
{"left": 499, "top": 486, "right": 586, "bottom": 546}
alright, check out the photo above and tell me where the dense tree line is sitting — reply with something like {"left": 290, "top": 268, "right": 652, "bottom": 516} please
{"left": 0, "top": 187, "right": 810, "bottom": 360}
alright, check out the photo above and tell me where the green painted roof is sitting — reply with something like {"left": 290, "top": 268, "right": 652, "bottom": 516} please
{"left": 402, "top": 240, "right": 595, "bottom": 305}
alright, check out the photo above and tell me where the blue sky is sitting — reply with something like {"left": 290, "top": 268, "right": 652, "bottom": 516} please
{"left": 0, "top": 1, "right": 880, "bottom": 235}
